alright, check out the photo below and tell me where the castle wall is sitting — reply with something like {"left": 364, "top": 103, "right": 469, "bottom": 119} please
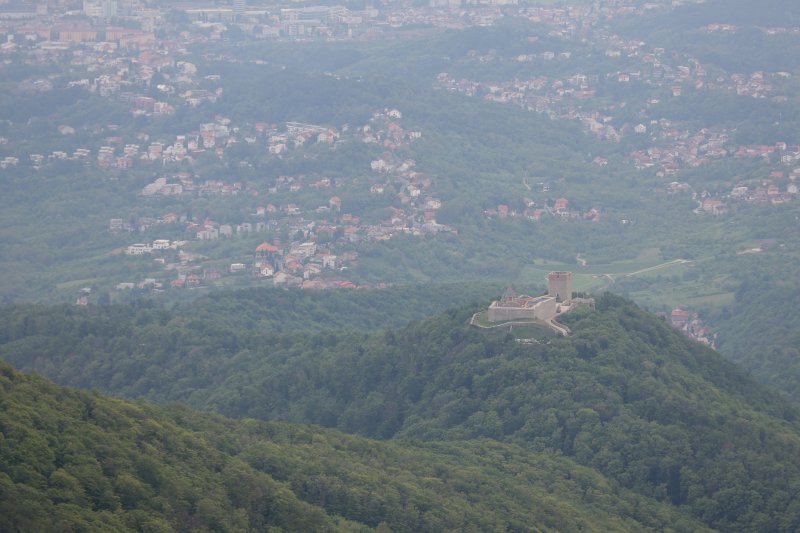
{"left": 536, "top": 297, "right": 557, "bottom": 321}
{"left": 488, "top": 303, "right": 536, "bottom": 322}
{"left": 488, "top": 297, "right": 557, "bottom": 322}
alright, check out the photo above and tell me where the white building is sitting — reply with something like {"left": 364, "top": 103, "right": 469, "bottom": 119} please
{"left": 125, "top": 243, "right": 152, "bottom": 255}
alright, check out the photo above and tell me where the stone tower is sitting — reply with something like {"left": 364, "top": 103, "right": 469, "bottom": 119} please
{"left": 548, "top": 271, "right": 573, "bottom": 304}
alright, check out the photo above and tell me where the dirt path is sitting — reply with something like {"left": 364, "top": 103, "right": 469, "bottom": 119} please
{"left": 544, "top": 316, "right": 570, "bottom": 336}
{"left": 625, "top": 259, "right": 691, "bottom": 277}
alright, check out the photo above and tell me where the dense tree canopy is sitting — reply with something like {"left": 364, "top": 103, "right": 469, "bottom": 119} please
{"left": 2, "top": 293, "right": 800, "bottom": 530}
{"left": 0, "top": 360, "right": 706, "bottom": 531}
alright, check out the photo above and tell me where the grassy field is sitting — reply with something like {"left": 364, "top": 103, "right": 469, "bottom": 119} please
{"left": 513, "top": 248, "right": 743, "bottom": 314}
{"left": 518, "top": 254, "right": 693, "bottom": 293}
{"left": 626, "top": 279, "right": 736, "bottom": 311}
{"left": 55, "top": 278, "right": 100, "bottom": 291}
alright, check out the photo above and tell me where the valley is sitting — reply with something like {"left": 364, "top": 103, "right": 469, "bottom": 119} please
{"left": 2, "top": 0, "right": 800, "bottom": 529}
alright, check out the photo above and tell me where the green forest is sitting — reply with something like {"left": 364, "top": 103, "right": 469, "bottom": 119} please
{"left": 3, "top": 359, "right": 711, "bottom": 532}
{"left": 3, "top": 293, "right": 800, "bottom": 531}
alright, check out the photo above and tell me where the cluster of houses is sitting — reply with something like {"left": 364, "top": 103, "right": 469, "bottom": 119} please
{"left": 18, "top": 104, "right": 427, "bottom": 174}
{"left": 1, "top": 0, "right": 680, "bottom": 180}
{"left": 438, "top": 72, "right": 625, "bottom": 142}
{"left": 436, "top": 12, "right": 797, "bottom": 179}
{"left": 117, "top": 184, "right": 455, "bottom": 291}
{"left": 631, "top": 132, "right": 800, "bottom": 177}
{"left": 668, "top": 308, "right": 715, "bottom": 347}
{"left": 162, "top": 241, "right": 368, "bottom": 291}
{"left": 25, "top": 115, "right": 239, "bottom": 171}
{"left": 698, "top": 175, "right": 800, "bottom": 215}
{"left": 109, "top": 212, "right": 184, "bottom": 234}
{"left": 106, "top": 106, "right": 456, "bottom": 291}
{"left": 141, "top": 175, "right": 245, "bottom": 197}
{"left": 441, "top": 61, "right": 794, "bottom": 177}
{"left": 8, "top": 0, "right": 794, "bottom": 186}
{"left": 663, "top": 167, "right": 800, "bottom": 215}
{"left": 629, "top": 126, "right": 729, "bottom": 175}
{"left": 112, "top": 229, "right": 366, "bottom": 291}
{"left": 250, "top": 240, "right": 357, "bottom": 286}
{"left": 484, "top": 197, "right": 601, "bottom": 222}
{"left": 0, "top": 156, "right": 19, "bottom": 169}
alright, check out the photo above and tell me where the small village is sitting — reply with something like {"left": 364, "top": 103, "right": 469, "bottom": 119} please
{"left": 666, "top": 307, "right": 716, "bottom": 347}
{"left": 3, "top": 0, "right": 798, "bottom": 225}
{"left": 0, "top": 0, "right": 703, "bottom": 51}
{"left": 105, "top": 108, "right": 456, "bottom": 292}
{"left": 439, "top": 66, "right": 799, "bottom": 182}
{"left": 5, "top": 0, "right": 793, "bottom": 176}
{"left": 484, "top": 196, "right": 602, "bottom": 222}
{"left": 435, "top": 17, "right": 800, "bottom": 187}
{"left": 660, "top": 167, "right": 800, "bottom": 216}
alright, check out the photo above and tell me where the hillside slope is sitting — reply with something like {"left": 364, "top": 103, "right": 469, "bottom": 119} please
{"left": 715, "top": 283, "right": 800, "bottom": 402}
{"left": 2, "top": 294, "right": 800, "bottom": 530}
{"left": 0, "top": 361, "right": 703, "bottom": 531}
{"left": 0, "top": 362, "right": 348, "bottom": 532}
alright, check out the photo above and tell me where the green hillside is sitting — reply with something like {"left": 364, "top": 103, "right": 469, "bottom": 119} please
{"left": 0, "top": 361, "right": 351, "bottom": 532}
{"left": 3, "top": 294, "right": 800, "bottom": 530}
{"left": 0, "top": 361, "right": 704, "bottom": 531}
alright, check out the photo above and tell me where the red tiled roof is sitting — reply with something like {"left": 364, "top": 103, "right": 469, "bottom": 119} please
{"left": 256, "top": 242, "right": 279, "bottom": 253}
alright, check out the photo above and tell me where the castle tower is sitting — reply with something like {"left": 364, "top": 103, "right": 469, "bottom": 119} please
{"left": 548, "top": 271, "right": 573, "bottom": 304}
{"left": 501, "top": 286, "right": 516, "bottom": 303}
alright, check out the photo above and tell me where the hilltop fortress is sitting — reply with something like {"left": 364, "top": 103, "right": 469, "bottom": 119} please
{"left": 487, "top": 271, "right": 574, "bottom": 323}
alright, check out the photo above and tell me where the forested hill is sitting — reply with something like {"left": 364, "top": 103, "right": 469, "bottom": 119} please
{"left": 3, "top": 293, "right": 800, "bottom": 530}
{"left": 0, "top": 361, "right": 706, "bottom": 531}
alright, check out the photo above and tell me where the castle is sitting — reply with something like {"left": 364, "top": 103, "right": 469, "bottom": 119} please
{"left": 487, "top": 272, "right": 573, "bottom": 323}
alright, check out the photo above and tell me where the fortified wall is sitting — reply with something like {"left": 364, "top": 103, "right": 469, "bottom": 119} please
{"left": 487, "top": 295, "right": 556, "bottom": 322}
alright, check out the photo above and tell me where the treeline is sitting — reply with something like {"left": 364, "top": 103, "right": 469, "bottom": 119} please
{"left": 182, "top": 282, "right": 506, "bottom": 332}
{"left": 2, "top": 293, "right": 800, "bottom": 530}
